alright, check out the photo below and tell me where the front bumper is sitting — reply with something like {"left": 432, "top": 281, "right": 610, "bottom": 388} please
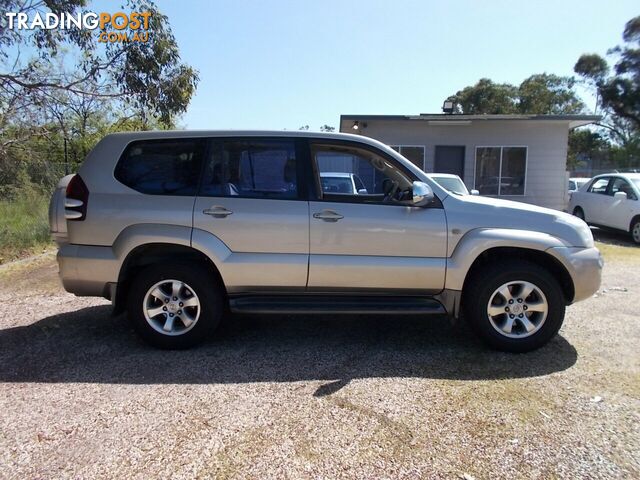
{"left": 57, "top": 244, "right": 120, "bottom": 298}
{"left": 546, "top": 246, "right": 603, "bottom": 303}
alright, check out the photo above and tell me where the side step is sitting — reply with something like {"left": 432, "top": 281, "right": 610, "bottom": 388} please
{"left": 228, "top": 295, "right": 446, "bottom": 315}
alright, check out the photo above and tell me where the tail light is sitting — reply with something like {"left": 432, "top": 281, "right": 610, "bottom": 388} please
{"left": 65, "top": 174, "right": 89, "bottom": 221}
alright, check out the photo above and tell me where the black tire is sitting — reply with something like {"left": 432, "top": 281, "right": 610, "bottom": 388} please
{"left": 462, "top": 261, "right": 565, "bottom": 353}
{"left": 630, "top": 218, "right": 640, "bottom": 245}
{"left": 573, "top": 207, "right": 585, "bottom": 221}
{"left": 127, "top": 262, "right": 224, "bottom": 349}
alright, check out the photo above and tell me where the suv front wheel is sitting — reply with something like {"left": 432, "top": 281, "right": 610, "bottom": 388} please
{"left": 463, "top": 261, "right": 566, "bottom": 352}
{"left": 127, "top": 262, "right": 224, "bottom": 349}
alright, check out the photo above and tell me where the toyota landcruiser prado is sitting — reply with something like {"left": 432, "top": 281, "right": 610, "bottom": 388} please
{"left": 49, "top": 131, "right": 603, "bottom": 352}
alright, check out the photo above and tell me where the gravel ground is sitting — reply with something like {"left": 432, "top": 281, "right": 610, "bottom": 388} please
{"left": 1, "top": 230, "right": 639, "bottom": 479}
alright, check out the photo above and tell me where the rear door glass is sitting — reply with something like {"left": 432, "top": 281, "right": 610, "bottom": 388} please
{"left": 200, "top": 139, "right": 298, "bottom": 199}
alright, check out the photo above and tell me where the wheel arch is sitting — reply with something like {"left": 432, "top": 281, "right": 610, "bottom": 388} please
{"left": 461, "top": 247, "right": 575, "bottom": 305}
{"left": 446, "top": 229, "right": 575, "bottom": 305}
{"left": 114, "top": 243, "right": 226, "bottom": 315}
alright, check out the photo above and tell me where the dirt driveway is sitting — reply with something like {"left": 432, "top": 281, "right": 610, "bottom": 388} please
{"left": 0, "top": 230, "right": 638, "bottom": 479}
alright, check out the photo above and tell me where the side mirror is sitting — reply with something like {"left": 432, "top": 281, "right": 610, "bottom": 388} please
{"left": 411, "top": 181, "right": 434, "bottom": 207}
{"left": 614, "top": 191, "right": 627, "bottom": 200}
{"left": 357, "top": 188, "right": 368, "bottom": 195}
{"left": 470, "top": 189, "right": 480, "bottom": 196}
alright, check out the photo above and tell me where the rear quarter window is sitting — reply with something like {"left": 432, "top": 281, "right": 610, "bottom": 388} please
{"left": 115, "top": 138, "right": 206, "bottom": 195}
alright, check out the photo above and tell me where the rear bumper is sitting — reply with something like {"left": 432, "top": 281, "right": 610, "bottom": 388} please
{"left": 57, "top": 244, "right": 120, "bottom": 298}
{"left": 546, "top": 246, "right": 603, "bottom": 303}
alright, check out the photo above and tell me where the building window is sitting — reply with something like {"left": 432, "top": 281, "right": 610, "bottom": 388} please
{"left": 390, "top": 145, "right": 425, "bottom": 170}
{"left": 475, "top": 146, "right": 527, "bottom": 196}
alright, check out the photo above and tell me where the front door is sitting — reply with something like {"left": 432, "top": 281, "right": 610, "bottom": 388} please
{"left": 604, "top": 177, "right": 638, "bottom": 230}
{"left": 307, "top": 141, "right": 447, "bottom": 294}
{"left": 192, "top": 138, "right": 309, "bottom": 291}
{"left": 434, "top": 146, "right": 465, "bottom": 177}
{"left": 583, "top": 176, "right": 611, "bottom": 224}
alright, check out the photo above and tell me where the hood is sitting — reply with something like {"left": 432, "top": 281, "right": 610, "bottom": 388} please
{"left": 444, "top": 194, "right": 594, "bottom": 248}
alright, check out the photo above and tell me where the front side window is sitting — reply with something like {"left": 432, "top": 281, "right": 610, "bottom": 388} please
{"left": 313, "top": 143, "right": 413, "bottom": 204}
{"left": 200, "top": 139, "right": 298, "bottom": 199}
{"left": 474, "top": 147, "right": 526, "bottom": 196}
{"left": 115, "top": 138, "right": 205, "bottom": 195}
{"left": 610, "top": 178, "right": 637, "bottom": 200}
{"left": 588, "top": 177, "right": 609, "bottom": 194}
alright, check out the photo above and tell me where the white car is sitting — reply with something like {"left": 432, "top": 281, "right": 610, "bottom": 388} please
{"left": 568, "top": 177, "right": 590, "bottom": 192}
{"left": 569, "top": 173, "right": 640, "bottom": 244}
{"left": 319, "top": 172, "right": 368, "bottom": 194}
{"left": 428, "top": 173, "right": 479, "bottom": 195}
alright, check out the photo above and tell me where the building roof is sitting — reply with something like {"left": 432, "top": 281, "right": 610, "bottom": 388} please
{"left": 340, "top": 113, "right": 601, "bottom": 129}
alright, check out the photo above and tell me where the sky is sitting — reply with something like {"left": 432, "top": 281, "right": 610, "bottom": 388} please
{"left": 149, "top": 0, "right": 638, "bottom": 130}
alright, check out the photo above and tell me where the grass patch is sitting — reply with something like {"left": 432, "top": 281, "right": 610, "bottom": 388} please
{"left": 0, "top": 192, "right": 52, "bottom": 264}
{"left": 596, "top": 241, "right": 640, "bottom": 263}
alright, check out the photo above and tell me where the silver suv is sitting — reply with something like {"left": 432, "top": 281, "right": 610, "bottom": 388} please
{"left": 49, "top": 131, "right": 603, "bottom": 352}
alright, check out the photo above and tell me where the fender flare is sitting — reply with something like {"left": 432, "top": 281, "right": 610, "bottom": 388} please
{"left": 112, "top": 224, "right": 231, "bottom": 282}
{"left": 445, "top": 228, "right": 569, "bottom": 291}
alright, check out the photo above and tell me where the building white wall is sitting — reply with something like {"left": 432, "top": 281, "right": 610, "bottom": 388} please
{"left": 340, "top": 119, "right": 570, "bottom": 211}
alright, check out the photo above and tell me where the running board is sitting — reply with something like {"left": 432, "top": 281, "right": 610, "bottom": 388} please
{"left": 228, "top": 295, "right": 446, "bottom": 315}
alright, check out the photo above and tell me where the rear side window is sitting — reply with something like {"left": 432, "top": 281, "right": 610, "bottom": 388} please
{"left": 199, "top": 139, "right": 298, "bottom": 199}
{"left": 115, "top": 139, "right": 205, "bottom": 195}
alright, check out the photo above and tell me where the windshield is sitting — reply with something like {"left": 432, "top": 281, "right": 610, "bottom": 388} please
{"left": 432, "top": 176, "right": 469, "bottom": 195}
{"left": 632, "top": 178, "right": 640, "bottom": 190}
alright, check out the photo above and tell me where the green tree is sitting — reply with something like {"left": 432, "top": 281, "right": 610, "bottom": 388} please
{"left": 0, "top": 0, "right": 198, "bottom": 125}
{"left": 447, "top": 74, "right": 584, "bottom": 115}
{"left": 574, "top": 15, "right": 640, "bottom": 169}
{"left": 518, "top": 74, "right": 585, "bottom": 114}
{"left": 0, "top": 0, "right": 197, "bottom": 197}
{"left": 446, "top": 78, "right": 518, "bottom": 114}
{"left": 567, "top": 129, "right": 610, "bottom": 170}
{"left": 574, "top": 16, "right": 640, "bottom": 131}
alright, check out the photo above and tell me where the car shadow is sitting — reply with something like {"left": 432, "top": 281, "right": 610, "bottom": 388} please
{"left": 591, "top": 227, "right": 636, "bottom": 247}
{"left": 0, "top": 305, "right": 578, "bottom": 394}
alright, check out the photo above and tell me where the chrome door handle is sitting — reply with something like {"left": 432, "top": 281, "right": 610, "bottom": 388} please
{"left": 313, "top": 210, "right": 344, "bottom": 222}
{"left": 203, "top": 206, "right": 233, "bottom": 218}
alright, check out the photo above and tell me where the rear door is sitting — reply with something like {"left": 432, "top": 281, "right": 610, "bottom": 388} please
{"left": 192, "top": 138, "right": 309, "bottom": 291}
{"left": 307, "top": 140, "right": 447, "bottom": 293}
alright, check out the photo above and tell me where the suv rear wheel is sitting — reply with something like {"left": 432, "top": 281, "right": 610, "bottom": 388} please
{"left": 127, "top": 262, "right": 223, "bottom": 349}
{"left": 463, "top": 261, "right": 565, "bottom": 352}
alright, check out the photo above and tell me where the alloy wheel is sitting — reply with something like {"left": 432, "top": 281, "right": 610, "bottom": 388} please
{"left": 143, "top": 279, "right": 201, "bottom": 336}
{"left": 486, "top": 280, "right": 548, "bottom": 339}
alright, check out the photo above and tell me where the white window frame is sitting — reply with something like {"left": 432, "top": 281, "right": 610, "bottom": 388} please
{"left": 473, "top": 145, "right": 528, "bottom": 197}
{"left": 390, "top": 145, "right": 426, "bottom": 170}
